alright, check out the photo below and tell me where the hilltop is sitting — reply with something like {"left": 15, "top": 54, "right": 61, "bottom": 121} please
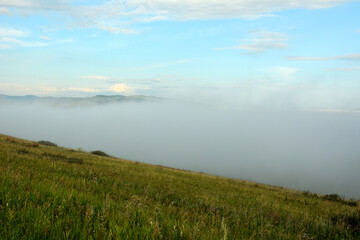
{"left": 0, "top": 94, "right": 161, "bottom": 107}
{"left": 0, "top": 134, "right": 359, "bottom": 239}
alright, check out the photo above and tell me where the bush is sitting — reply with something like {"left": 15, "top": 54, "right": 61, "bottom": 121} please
{"left": 91, "top": 150, "right": 110, "bottom": 157}
{"left": 331, "top": 210, "right": 360, "bottom": 233}
{"left": 17, "top": 149, "right": 29, "bottom": 154}
{"left": 42, "top": 153, "right": 83, "bottom": 164}
{"left": 6, "top": 137, "right": 15, "bottom": 143}
{"left": 323, "top": 193, "right": 342, "bottom": 201}
{"left": 302, "top": 191, "right": 318, "bottom": 198}
{"left": 38, "top": 140, "right": 58, "bottom": 147}
{"left": 322, "top": 194, "right": 357, "bottom": 207}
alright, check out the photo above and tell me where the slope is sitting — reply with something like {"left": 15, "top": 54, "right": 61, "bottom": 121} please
{"left": 0, "top": 134, "right": 359, "bottom": 239}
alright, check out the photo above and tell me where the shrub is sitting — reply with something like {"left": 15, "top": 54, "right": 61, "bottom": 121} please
{"left": 331, "top": 210, "right": 360, "bottom": 233}
{"left": 91, "top": 150, "right": 110, "bottom": 157}
{"left": 66, "top": 158, "right": 84, "bottom": 164}
{"left": 321, "top": 194, "right": 357, "bottom": 207}
{"left": 42, "top": 153, "right": 83, "bottom": 164}
{"left": 6, "top": 137, "right": 15, "bottom": 143}
{"left": 302, "top": 191, "right": 318, "bottom": 198}
{"left": 31, "top": 142, "right": 39, "bottom": 148}
{"left": 17, "top": 149, "right": 29, "bottom": 154}
{"left": 323, "top": 193, "right": 342, "bottom": 201}
{"left": 38, "top": 140, "right": 58, "bottom": 147}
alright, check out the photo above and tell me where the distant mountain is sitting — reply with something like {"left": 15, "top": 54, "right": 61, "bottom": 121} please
{"left": 0, "top": 94, "right": 39, "bottom": 102}
{"left": 0, "top": 94, "right": 162, "bottom": 106}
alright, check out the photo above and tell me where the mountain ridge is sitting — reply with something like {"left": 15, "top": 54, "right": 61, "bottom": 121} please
{"left": 0, "top": 94, "right": 162, "bottom": 106}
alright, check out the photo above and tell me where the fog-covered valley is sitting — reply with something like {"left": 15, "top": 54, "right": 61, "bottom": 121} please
{"left": 1, "top": 100, "right": 359, "bottom": 199}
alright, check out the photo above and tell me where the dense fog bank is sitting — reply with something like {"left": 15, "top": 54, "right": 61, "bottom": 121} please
{"left": 1, "top": 101, "right": 359, "bottom": 199}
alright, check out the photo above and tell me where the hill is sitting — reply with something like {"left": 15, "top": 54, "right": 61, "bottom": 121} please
{"left": 0, "top": 134, "right": 359, "bottom": 239}
{"left": 0, "top": 94, "right": 161, "bottom": 107}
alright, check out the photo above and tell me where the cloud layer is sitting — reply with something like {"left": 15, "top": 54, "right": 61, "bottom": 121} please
{"left": 0, "top": 27, "right": 51, "bottom": 49}
{"left": 1, "top": 0, "right": 357, "bottom": 33}
{"left": 286, "top": 53, "right": 360, "bottom": 61}
{"left": 106, "top": 0, "right": 357, "bottom": 20}
{"left": 215, "top": 30, "right": 288, "bottom": 53}
{"left": 0, "top": 0, "right": 68, "bottom": 10}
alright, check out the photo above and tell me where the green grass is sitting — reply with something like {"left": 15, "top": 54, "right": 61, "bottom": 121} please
{"left": 0, "top": 134, "right": 359, "bottom": 239}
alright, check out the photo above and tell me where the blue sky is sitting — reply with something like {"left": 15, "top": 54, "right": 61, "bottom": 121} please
{"left": 0, "top": 0, "right": 359, "bottom": 110}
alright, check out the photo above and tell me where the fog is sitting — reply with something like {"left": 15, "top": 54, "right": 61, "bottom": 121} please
{"left": 1, "top": 101, "right": 360, "bottom": 199}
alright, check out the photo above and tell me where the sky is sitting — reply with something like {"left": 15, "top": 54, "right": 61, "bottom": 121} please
{"left": 0, "top": 0, "right": 360, "bottom": 111}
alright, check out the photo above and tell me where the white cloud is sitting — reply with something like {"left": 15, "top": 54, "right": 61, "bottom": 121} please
{"left": 235, "top": 42, "right": 288, "bottom": 53}
{"left": 248, "top": 30, "right": 288, "bottom": 42}
{"left": 0, "top": 0, "right": 68, "bottom": 10}
{"left": 0, "top": 7, "right": 11, "bottom": 15}
{"left": 215, "top": 30, "right": 288, "bottom": 53}
{"left": 0, "top": 83, "right": 57, "bottom": 95}
{"left": 139, "top": 86, "right": 151, "bottom": 90}
{"left": 41, "top": 86, "right": 57, "bottom": 92}
{"left": 330, "top": 66, "right": 360, "bottom": 71}
{"left": 286, "top": 54, "right": 360, "bottom": 61}
{"left": 67, "top": 87, "right": 100, "bottom": 93}
{"left": 0, "top": 27, "right": 26, "bottom": 37}
{"left": 266, "top": 66, "right": 299, "bottom": 80}
{"left": 1, "top": 0, "right": 357, "bottom": 33}
{"left": 140, "top": 15, "right": 168, "bottom": 22}
{"left": 0, "top": 43, "right": 11, "bottom": 49}
{"left": 0, "top": 30, "right": 73, "bottom": 49}
{"left": 0, "top": 37, "right": 49, "bottom": 47}
{"left": 40, "top": 35, "right": 51, "bottom": 40}
{"left": 116, "top": 0, "right": 357, "bottom": 20}
{"left": 0, "top": 28, "right": 52, "bottom": 49}
{"left": 81, "top": 75, "right": 109, "bottom": 80}
{"left": 96, "top": 24, "right": 137, "bottom": 34}
{"left": 109, "top": 83, "right": 135, "bottom": 94}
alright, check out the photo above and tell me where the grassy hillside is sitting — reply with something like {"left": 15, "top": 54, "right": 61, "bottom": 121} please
{"left": 0, "top": 134, "right": 359, "bottom": 239}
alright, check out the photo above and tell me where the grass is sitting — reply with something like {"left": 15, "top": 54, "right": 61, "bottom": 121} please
{"left": 0, "top": 134, "right": 359, "bottom": 239}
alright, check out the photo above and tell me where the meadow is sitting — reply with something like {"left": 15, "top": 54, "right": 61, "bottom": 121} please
{"left": 0, "top": 134, "right": 359, "bottom": 239}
